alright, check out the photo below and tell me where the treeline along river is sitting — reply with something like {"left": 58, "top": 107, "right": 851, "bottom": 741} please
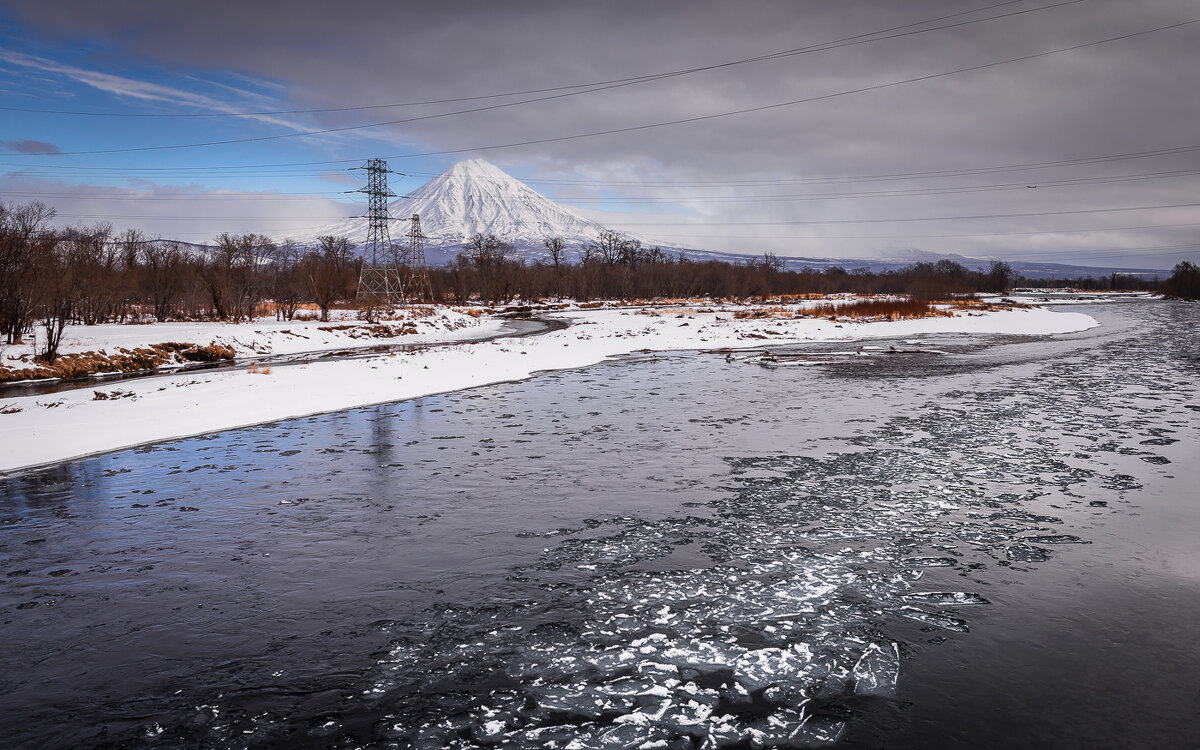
{"left": 1, "top": 300, "right": 1198, "bottom": 748}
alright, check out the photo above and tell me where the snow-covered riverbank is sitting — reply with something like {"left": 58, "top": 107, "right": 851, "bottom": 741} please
{"left": 0, "top": 302, "right": 1097, "bottom": 473}
{"left": 0, "top": 308, "right": 501, "bottom": 382}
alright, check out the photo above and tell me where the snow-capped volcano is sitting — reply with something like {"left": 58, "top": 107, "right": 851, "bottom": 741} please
{"left": 294, "top": 159, "right": 607, "bottom": 257}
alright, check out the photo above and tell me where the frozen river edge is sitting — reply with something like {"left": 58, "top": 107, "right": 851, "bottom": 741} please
{"left": 0, "top": 304, "right": 1097, "bottom": 473}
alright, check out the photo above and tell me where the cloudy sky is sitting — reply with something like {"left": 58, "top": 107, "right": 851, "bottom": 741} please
{"left": 1, "top": 0, "right": 1197, "bottom": 269}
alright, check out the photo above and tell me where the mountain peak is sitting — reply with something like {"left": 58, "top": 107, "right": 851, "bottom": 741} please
{"left": 395, "top": 159, "right": 604, "bottom": 248}
{"left": 441, "top": 157, "right": 511, "bottom": 180}
{"left": 291, "top": 159, "right": 608, "bottom": 254}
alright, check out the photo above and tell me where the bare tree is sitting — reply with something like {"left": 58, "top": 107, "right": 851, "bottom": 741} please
{"left": 982, "top": 260, "right": 1015, "bottom": 293}
{"left": 32, "top": 229, "right": 74, "bottom": 363}
{"left": 269, "top": 239, "right": 306, "bottom": 320}
{"left": 141, "top": 240, "right": 187, "bottom": 322}
{"left": 543, "top": 235, "right": 566, "bottom": 270}
{"left": 304, "top": 235, "right": 356, "bottom": 321}
{"left": 591, "top": 230, "right": 625, "bottom": 264}
{"left": 461, "top": 233, "right": 515, "bottom": 304}
{"left": 70, "top": 222, "right": 117, "bottom": 325}
{"left": 1163, "top": 261, "right": 1200, "bottom": 299}
{"left": 580, "top": 241, "right": 598, "bottom": 266}
{"left": 617, "top": 236, "right": 643, "bottom": 267}
{"left": 0, "top": 201, "right": 56, "bottom": 344}
{"left": 201, "top": 233, "right": 275, "bottom": 320}
{"left": 542, "top": 236, "right": 568, "bottom": 300}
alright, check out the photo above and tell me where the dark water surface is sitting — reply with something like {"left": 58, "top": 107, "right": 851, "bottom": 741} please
{"left": 1, "top": 301, "right": 1198, "bottom": 749}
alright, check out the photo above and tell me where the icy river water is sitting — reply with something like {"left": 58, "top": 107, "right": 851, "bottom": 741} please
{"left": 2, "top": 300, "right": 1199, "bottom": 749}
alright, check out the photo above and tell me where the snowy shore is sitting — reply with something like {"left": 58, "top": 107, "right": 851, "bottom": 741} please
{"left": 0, "top": 308, "right": 503, "bottom": 381}
{"left": 0, "top": 302, "right": 1097, "bottom": 473}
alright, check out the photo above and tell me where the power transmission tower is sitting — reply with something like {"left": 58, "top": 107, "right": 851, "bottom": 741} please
{"left": 355, "top": 159, "right": 404, "bottom": 307}
{"left": 403, "top": 213, "right": 434, "bottom": 302}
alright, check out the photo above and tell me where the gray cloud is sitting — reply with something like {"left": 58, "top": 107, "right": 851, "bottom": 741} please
{"left": 3, "top": 139, "right": 61, "bottom": 154}
{"left": 6, "top": 0, "right": 1199, "bottom": 268}
{"left": 0, "top": 172, "right": 355, "bottom": 243}
{"left": 318, "top": 171, "right": 361, "bottom": 187}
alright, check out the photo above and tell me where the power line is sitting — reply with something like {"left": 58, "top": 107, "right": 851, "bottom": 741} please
{"left": 44, "top": 199, "right": 1200, "bottom": 224}
{"left": 971, "top": 242, "right": 1200, "bottom": 259}
{"left": 654, "top": 243, "right": 1200, "bottom": 263}
{"left": 0, "top": 190, "right": 354, "bottom": 200}
{"left": 7, "top": 141, "right": 1200, "bottom": 185}
{"left": 384, "top": 17, "right": 1200, "bottom": 163}
{"left": 0, "top": 0, "right": 1057, "bottom": 120}
{"left": 554, "top": 168, "right": 1200, "bottom": 203}
{"left": 648, "top": 220, "right": 1200, "bottom": 240}
{"left": 492, "top": 146, "right": 1200, "bottom": 187}
{"left": 614, "top": 201, "right": 1200, "bottom": 226}
{"left": 0, "top": 1, "right": 1128, "bottom": 158}
{"left": 5, "top": 164, "right": 1198, "bottom": 204}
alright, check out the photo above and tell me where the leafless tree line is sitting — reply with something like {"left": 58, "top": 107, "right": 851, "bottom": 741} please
{"left": 1161, "top": 261, "right": 1200, "bottom": 300}
{"left": 1, "top": 202, "right": 358, "bottom": 362}
{"left": 6, "top": 199, "right": 1165, "bottom": 362}
{"left": 436, "top": 231, "right": 1023, "bottom": 305}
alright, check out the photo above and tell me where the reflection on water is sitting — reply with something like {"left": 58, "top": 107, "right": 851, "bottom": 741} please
{"left": 1, "top": 302, "right": 1198, "bottom": 748}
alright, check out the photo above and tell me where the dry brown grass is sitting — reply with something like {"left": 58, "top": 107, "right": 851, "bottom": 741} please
{"left": 317, "top": 323, "right": 419, "bottom": 338}
{"left": 810, "top": 298, "right": 953, "bottom": 321}
{"left": 944, "top": 297, "right": 1029, "bottom": 312}
{"left": 247, "top": 362, "right": 272, "bottom": 375}
{"left": 730, "top": 296, "right": 965, "bottom": 322}
{"left": 0, "top": 342, "right": 237, "bottom": 384}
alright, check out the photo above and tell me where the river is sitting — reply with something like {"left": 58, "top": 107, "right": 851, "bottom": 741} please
{"left": 1, "top": 300, "right": 1197, "bottom": 749}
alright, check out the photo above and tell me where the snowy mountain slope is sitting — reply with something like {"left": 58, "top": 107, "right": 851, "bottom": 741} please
{"left": 291, "top": 159, "right": 608, "bottom": 258}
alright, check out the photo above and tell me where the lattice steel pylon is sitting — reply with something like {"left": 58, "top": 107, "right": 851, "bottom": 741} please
{"left": 402, "top": 213, "right": 434, "bottom": 302}
{"left": 355, "top": 158, "right": 405, "bottom": 306}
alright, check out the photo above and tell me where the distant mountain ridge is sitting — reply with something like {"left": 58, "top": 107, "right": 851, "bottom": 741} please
{"left": 285, "top": 158, "right": 1169, "bottom": 278}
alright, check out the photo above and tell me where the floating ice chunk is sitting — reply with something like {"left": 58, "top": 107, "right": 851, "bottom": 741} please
{"left": 469, "top": 718, "right": 509, "bottom": 744}
{"left": 718, "top": 679, "right": 754, "bottom": 708}
{"left": 787, "top": 717, "right": 847, "bottom": 746}
{"left": 1006, "top": 543, "right": 1052, "bottom": 562}
{"left": 585, "top": 721, "right": 672, "bottom": 749}
{"left": 733, "top": 644, "right": 815, "bottom": 692}
{"left": 898, "top": 606, "right": 970, "bottom": 632}
{"left": 852, "top": 642, "right": 900, "bottom": 698}
{"left": 636, "top": 661, "right": 682, "bottom": 686}
{"left": 652, "top": 604, "right": 676, "bottom": 625}
{"left": 742, "top": 706, "right": 835, "bottom": 748}
{"left": 655, "top": 698, "right": 719, "bottom": 734}
{"left": 582, "top": 647, "right": 639, "bottom": 673}
{"left": 904, "top": 592, "right": 990, "bottom": 606}
{"left": 516, "top": 724, "right": 582, "bottom": 746}
{"left": 1022, "top": 534, "right": 1090, "bottom": 545}
{"left": 655, "top": 638, "right": 747, "bottom": 674}
{"left": 527, "top": 683, "right": 617, "bottom": 721}
{"left": 957, "top": 528, "right": 1013, "bottom": 546}
{"left": 613, "top": 703, "right": 667, "bottom": 725}
{"left": 630, "top": 633, "right": 669, "bottom": 649}
{"left": 902, "top": 556, "right": 957, "bottom": 567}
{"left": 593, "top": 676, "right": 662, "bottom": 712}
{"left": 693, "top": 716, "right": 744, "bottom": 748}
